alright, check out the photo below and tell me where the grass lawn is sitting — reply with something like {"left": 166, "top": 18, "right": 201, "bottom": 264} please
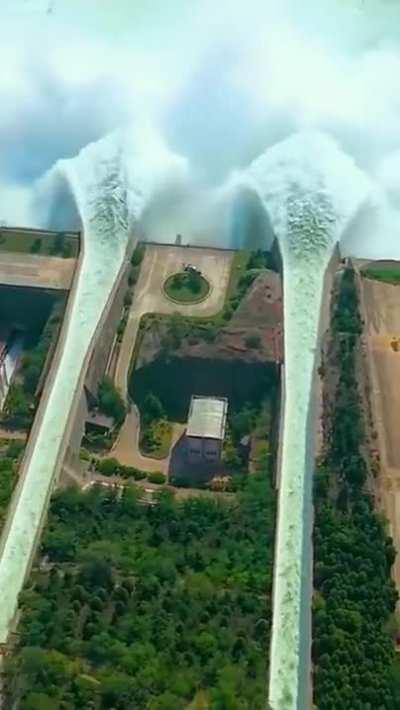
{"left": 140, "top": 419, "right": 173, "bottom": 459}
{"left": 164, "top": 271, "right": 210, "bottom": 303}
{"left": 0, "top": 230, "right": 79, "bottom": 258}
{"left": 362, "top": 267, "right": 400, "bottom": 285}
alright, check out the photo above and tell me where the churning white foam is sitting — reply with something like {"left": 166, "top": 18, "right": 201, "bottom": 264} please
{"left": 0, "top": 0, "right": 399, "bottom": 256}
{"left": 1, "top": 4, "right": 400, "bottom": 710}
{"left": 246, "top": 132, "right": 372, "bottom": 709}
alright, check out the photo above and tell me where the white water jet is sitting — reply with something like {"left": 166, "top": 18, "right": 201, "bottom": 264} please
{"left": 1, "top": 2, "right": 400, "bottom": 709}
{"left": 246, "top": 132, "right": 372, "bottom": 709}
{"left": 2, "top": 0, "right": 400, "bottom": 257}
{"left": 0, "top": 129, "right": 185, "bottom": 644}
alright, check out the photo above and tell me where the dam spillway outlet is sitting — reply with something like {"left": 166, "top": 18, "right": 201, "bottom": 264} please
{"left": 269, "top": 253, "right": 332, "bottom": 710}
{"left": 0, "top": 127, "right": 186, "bottom": 644}
{"left": 245, "top": 130, "right": 373, "bottom": 710}
{"left": 0, "top": 224, "right": 128, "bottom": 644}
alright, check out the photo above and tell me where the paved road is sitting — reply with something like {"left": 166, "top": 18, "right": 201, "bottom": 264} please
{"left": 0, "top": 252, "right": 75, "bottom": 290}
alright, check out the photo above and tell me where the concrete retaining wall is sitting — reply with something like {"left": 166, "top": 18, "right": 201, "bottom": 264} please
{"left": 62, "top": 256, "right": 132, "bottom": 471}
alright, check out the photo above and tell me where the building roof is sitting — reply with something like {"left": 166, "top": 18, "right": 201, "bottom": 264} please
{"left": 186, "top": 396, "right": 228, "bottom": 440}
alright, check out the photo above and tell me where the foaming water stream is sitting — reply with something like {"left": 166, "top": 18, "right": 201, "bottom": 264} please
{"left": 2, "top": 0, "right": 400, "bottom": 255}
{"left": 1, "top": 3, "right": 400, "bottom": 710}
{"left": 0, "top": 131, "right": 184, "bottom": 644}
{"left": 247, "top": 133, "right": 372, "bottom": 708}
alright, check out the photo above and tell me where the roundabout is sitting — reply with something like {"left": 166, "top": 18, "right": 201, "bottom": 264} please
{"left": 163, "top": 269, "right": 211, "bottom": 304}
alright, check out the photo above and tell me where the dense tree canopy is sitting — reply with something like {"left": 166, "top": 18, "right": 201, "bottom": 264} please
{"left": 6, "top": 473, "right": 275, "bottom": 709}
{"left": 313, "top": 267, "right": 400, "bottom": 709}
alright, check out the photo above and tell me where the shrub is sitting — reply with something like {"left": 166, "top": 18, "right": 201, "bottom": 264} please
{"left": 23, "top": 362, "right": 43, "bottom": 395}
{"left": 142, "top": 393, "right": 164, "bottom": 424}
{"left": 124, "top": 290, "right": 133, "bottom": 307}
{"left": 239, "top": 271, "right": 256, "bottom": 289}
{"left": 30, "top": 238, "right": 42, "bottom": 254}
{"left": 96, "top": 458, "right": 121, "bottom": 477}
{"left": 4, "top": 384, "right": 31, "bottom": 418}
{"left": 245, "top": 333, "right": 262, "bottom": 349}
{"left": 147, "top": 472, "right": 166, "bottom": 485}
{"left": 79, "top": 448, "right": 91, "bottom": 462}
{"left": 118, "top": 466, "right": 146, "bottom": 481}
{"left": 117, "top": 318, "right": 126, "bottom": 340}
{"left": 119, "top": 466, "right": 136, "bottom": 479}
{"left": 128, "top": 270, "right": 137, "bottom": 287}
{"left": 133, "top": 470, "right": 147, "bottom": 481}
{"left": 98, "top": 377, "right": 126, "bottom": 425}
{"left": 6, "top": 440, "right": 25, "bottom": 460}
{"left": 247, "top": 249, "right": 272, "bottom": 270}
{"left": 229, "top": 296, "right": 240, "bottom": 311}
{"left": 202, "top": 324, "right": 218, "bottom": 343}
{"left": 222, "top": 305, "right": 233, "bottom": 321}
{"left": 131, "top": 243, "right": 145, "bottom": 266}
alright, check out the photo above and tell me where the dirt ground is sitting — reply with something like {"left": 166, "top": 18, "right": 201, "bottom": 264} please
{"left": 0, "top": 252, "right": 75, "bottom": 290}
{"left": 359, "top": 274, "right": 400, "bottom": 594}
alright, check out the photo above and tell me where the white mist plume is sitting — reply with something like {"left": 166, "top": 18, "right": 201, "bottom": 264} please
{"left": 245, "top": 132, "right": 374, "bottom": 257}
{"left": 36, "top": 124, "right": 188, "bottom": 243}
{"left": 1, "top": 0, "right": 400, "bottom": 256}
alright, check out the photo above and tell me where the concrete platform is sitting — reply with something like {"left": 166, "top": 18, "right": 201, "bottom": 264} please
{"left": 0, "top": 252, "right": 75, "bottom": 290}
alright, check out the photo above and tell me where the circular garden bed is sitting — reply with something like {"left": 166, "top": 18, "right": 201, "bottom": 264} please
{"left": 163, "top": 270, "right": 210, "bottom": 304}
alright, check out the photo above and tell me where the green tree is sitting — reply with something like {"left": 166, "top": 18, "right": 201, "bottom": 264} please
{"left": 142, "top": 392, "right": 164, "bottom": 424}
{"left": 244, "top": 333, "right": 262, "bottom": 349}
{"left": 147, "top": 472, "right": 166, "bottom": 485}
{"left": 131, "top": 243, "right": 145, "bottom": 266}
{"left": 96, "top": 458, "right": 121, "bottom": 477}
{"left": 43, "top": 527, "right": 77, "bottom": 562}
{"left": 97, "top": 377, "right": 126, "bottom": 425}
{"left": 30, "top": 238, "right": 42, "bottom": 254}
{"left": 79, "top": 558, "right": 113, "bottom": 591}
{"left": 4, "top": 383, "right": 31, "bottom": 418}
{"left": 7, "top": 472, "right": 274, "bottom": 709}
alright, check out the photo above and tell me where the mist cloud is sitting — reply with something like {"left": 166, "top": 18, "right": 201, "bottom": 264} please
{"left": 1, "top": 0, "right": 400, "bottom": 255}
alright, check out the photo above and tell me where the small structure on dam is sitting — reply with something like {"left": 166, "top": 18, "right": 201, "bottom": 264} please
{"left": 185, "top": 395, "right": 228, "bottom": 465}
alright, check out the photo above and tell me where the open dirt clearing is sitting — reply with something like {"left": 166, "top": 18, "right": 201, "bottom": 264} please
{"left": 359, "top": 274, "right": 400, "bottom": 593}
